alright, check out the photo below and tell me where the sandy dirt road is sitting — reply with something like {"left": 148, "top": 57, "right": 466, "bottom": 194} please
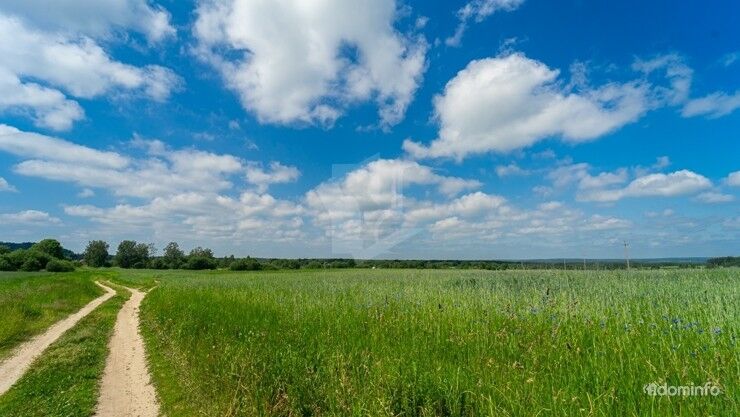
{"left": 94, "top": 286, "right": 159, "bottom": 417}
{"left": 0, "top": 281, "right": 116, "bottom": 395}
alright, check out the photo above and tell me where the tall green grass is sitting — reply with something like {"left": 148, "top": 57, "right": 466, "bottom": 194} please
{"left": 0, "top": 270, "right": 111, "bottom": 359}
{"left": 0, "top": 286, "right": 127, "bottom": 416}
{"left": 134, "top": 269, "right": 738, "bottom": 416}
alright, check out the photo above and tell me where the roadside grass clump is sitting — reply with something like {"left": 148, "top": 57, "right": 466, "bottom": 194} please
{"left": 133, "top": 268, "right": 739, "bottom": 416}
{"left": 0, "top": 284, "right": 128, "bottom": 417}
{"left": 0, "top": 270, "right": 114, "bottom": 359}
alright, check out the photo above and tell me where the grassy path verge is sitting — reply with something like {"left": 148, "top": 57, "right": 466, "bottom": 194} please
{"left": 0, "top": 285, "right": 128, "bottom": 417}
{"left": 0, "top": 270, "right": 116, "bottom": 360}
{"left": 0, "top": 282, "right": 116, "bottom": 395}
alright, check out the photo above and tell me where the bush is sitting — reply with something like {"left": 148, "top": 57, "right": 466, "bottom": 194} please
{"left": 230, "top": 258, "right": 262, "bottom": 271}
{"left": 303, "top": 260, "right": 324, "bottom": 269}
{"left": 21, "top": 257, "right": 44, "bottom": 272}
{"left": 46, "top": 259, "right": 75, "bottom": 272}
{"left": 186, "top": 256, "right": 217, "bottom": 270}
{"left": 148, "top": 258, "right": 168, "bottom": 270}
{"left": 8, "top": 250, "right": 52, "bottom": 272}
{"left": 0, "top": 256, "right": 14, "bottom": 271}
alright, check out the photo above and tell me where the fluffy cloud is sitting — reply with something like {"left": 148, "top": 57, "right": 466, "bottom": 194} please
{"left": 634, "top": 54, "right": 740, "bottom": 119}
{"left": 580, "top": 215, "right": 632, "bottom": 231}
{"left": 495, "top": 163, "right": 530, "bottom": 177}
{"left": 632, "top": 54, "right": 693, "bottom": 106}
{"left": 578, "top": 170, "right": 711, "bottom": 202}
{"left": 0, "top": 0, "right": 175, "bottom": 42}
{"left": 682, "top": 91, "right": 740, "bottom": 118}
{"left": 303, "top": 158, "right": 637, "bottom": 257}
{"left": 193, "top": 0, "right": 426, "bottom": 127}
{"left": 0, "top": 177, "right": 16, "bottom": 192}
{"left": 446, "top": 0, "right": 524, "bottom": 47}
{"left": 245, "top": 161, "right": 300, "bottom": 192}
{"left": 694, "top": 191, "right": 735, "bottom": 204}
{"left": 0, "top": 69, "right": 84, "bottom": 130}
{"left": 1, "top": 127, "right": 248, "bottom": 198}
{"left": 547, "top": 163, "right": 627, "bottom": 190}
{"left": 726, "top": 171, "right": 740, "bottom": 187}
{"left": 0, "top": 124, "right": 128, "bottom": 168}
{"left": 404, "top": 53, "right": 649, "bottom": 160}
{"left": 0, "top": 12, "right": 180, "bottom": 130}
{"left": 0, "top": 125, "right": 304, "bottom": 245}
{"left": 306, "top": 158, "right": 480, "bottom": 222}
{"left": 0, "top": 210, "right": 60, "bottom": 225}
{"left": 65, "top": 191, "right": 303, "bottom": 242}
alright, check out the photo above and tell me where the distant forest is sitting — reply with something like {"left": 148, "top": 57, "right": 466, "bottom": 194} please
{"left": 1, "top": 239, "right": 737, "bottom": 272}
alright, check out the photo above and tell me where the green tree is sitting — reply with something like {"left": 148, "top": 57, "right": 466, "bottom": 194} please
{"left": 31, "top": 239, "right": 65, "bottom": 259}
{"left": 83, "top": 240, "right": 109, "bottom": 267}
{"left": 185, "top": 246, "right": 216, "bottom": 270}
{"left": 163, "top": 242, "right": 185, "bottom": 269}
{"left": 189, "top": 247, "right": 214, "bottom": 259}
{"left": 115, "top": 240, "right": 150, "bottom": 269}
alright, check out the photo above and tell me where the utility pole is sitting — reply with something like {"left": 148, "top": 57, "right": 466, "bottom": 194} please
{"left": 623, "top": 240, "right": 630, "bottom": 271}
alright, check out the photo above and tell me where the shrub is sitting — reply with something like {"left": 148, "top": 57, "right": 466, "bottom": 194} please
{"left": 7, "top": 250, "right": 52, "bottom": 272}
{"left": 230, "top": 258, "right": 262, "bottom": 271}
{"left": 21, "top": 257, "right": 44, "bottom": 272}
{"left": 0, "top": 256, "right": 14, "bottom": 271}
{"left": 186, "top": 256, "right": 217, "bottom": 270}
{"left": 46, "top": 259, "right": 75, "bottom": 272}
{"left": 303, "top": 260, "right": 324, "bottom": 269}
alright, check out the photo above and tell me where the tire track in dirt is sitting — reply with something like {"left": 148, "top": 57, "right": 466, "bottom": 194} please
{"left": 94, "top": 286, "right": 159, "bottom": 417}
{"left": 0, "top": 281, "right": 116, "bottom": 395}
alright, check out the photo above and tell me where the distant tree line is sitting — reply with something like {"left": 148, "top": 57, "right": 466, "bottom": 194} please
{"left": 0, "top": 239, "right": 75, "bottom": 272}
{"left": 706, "top": 256, "right": 740, "bottom": 268}
{"left": 1, "top": 239, "right": 737, "bottom": 272}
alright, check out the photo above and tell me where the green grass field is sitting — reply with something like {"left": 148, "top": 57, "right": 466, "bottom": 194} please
{"left": 0, "top": 268, "right": 737, "bottom": 416}
{"left": 0, "top": 271, "right": 111, "bottom": 359}
{"left": 0, "top": 285, "right": 127, "bottom": 417}
{"left": 117, "top": 268, "right": 738, "bottom": 416}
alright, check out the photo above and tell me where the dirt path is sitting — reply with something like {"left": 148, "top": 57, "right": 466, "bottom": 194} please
{"left": 94, "top": 286, "right": 159, "bottom": 417}
{"left": 0, "top": 281, "right": 116, "bottom": 395}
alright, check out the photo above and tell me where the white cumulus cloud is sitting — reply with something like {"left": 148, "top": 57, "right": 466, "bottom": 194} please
{"left": 0, "top": 0, "right": 175, "bottom": 43}
{"left": 726, "top": 171, "right": 740, "bottom": 187}
{"left": 446, "top": 0, "right": 524, "bottom": 47}
{"left": 0, "top": 177, "right": 17, "bottom": 192}
{"left": 404, "top": 53, "right": 649, "bottom": 160}
{"left": 245, "top": 161, "right": 300, "bottom": 192}
{"left": 0, "top": 210, "right": 61, "bottom": 225}
{"left": 193, "top": 0, "right": 427, "bottom": 128}
{"left": 578, "top": 170, "right": 712, "bottom": 202}
{"left": 0, "top": 12, "right": 180, "bottom": 130}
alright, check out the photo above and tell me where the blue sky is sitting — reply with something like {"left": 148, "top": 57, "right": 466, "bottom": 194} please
{"left": 0, "top": 0, "right": 738, "bottom": 259}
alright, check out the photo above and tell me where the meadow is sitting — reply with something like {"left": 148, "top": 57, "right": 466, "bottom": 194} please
{"left": 0, "top": 271, "right": 106, "bottom": 359}
{"left": 115, "top": 268, "right": 738, "bottom": 416}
